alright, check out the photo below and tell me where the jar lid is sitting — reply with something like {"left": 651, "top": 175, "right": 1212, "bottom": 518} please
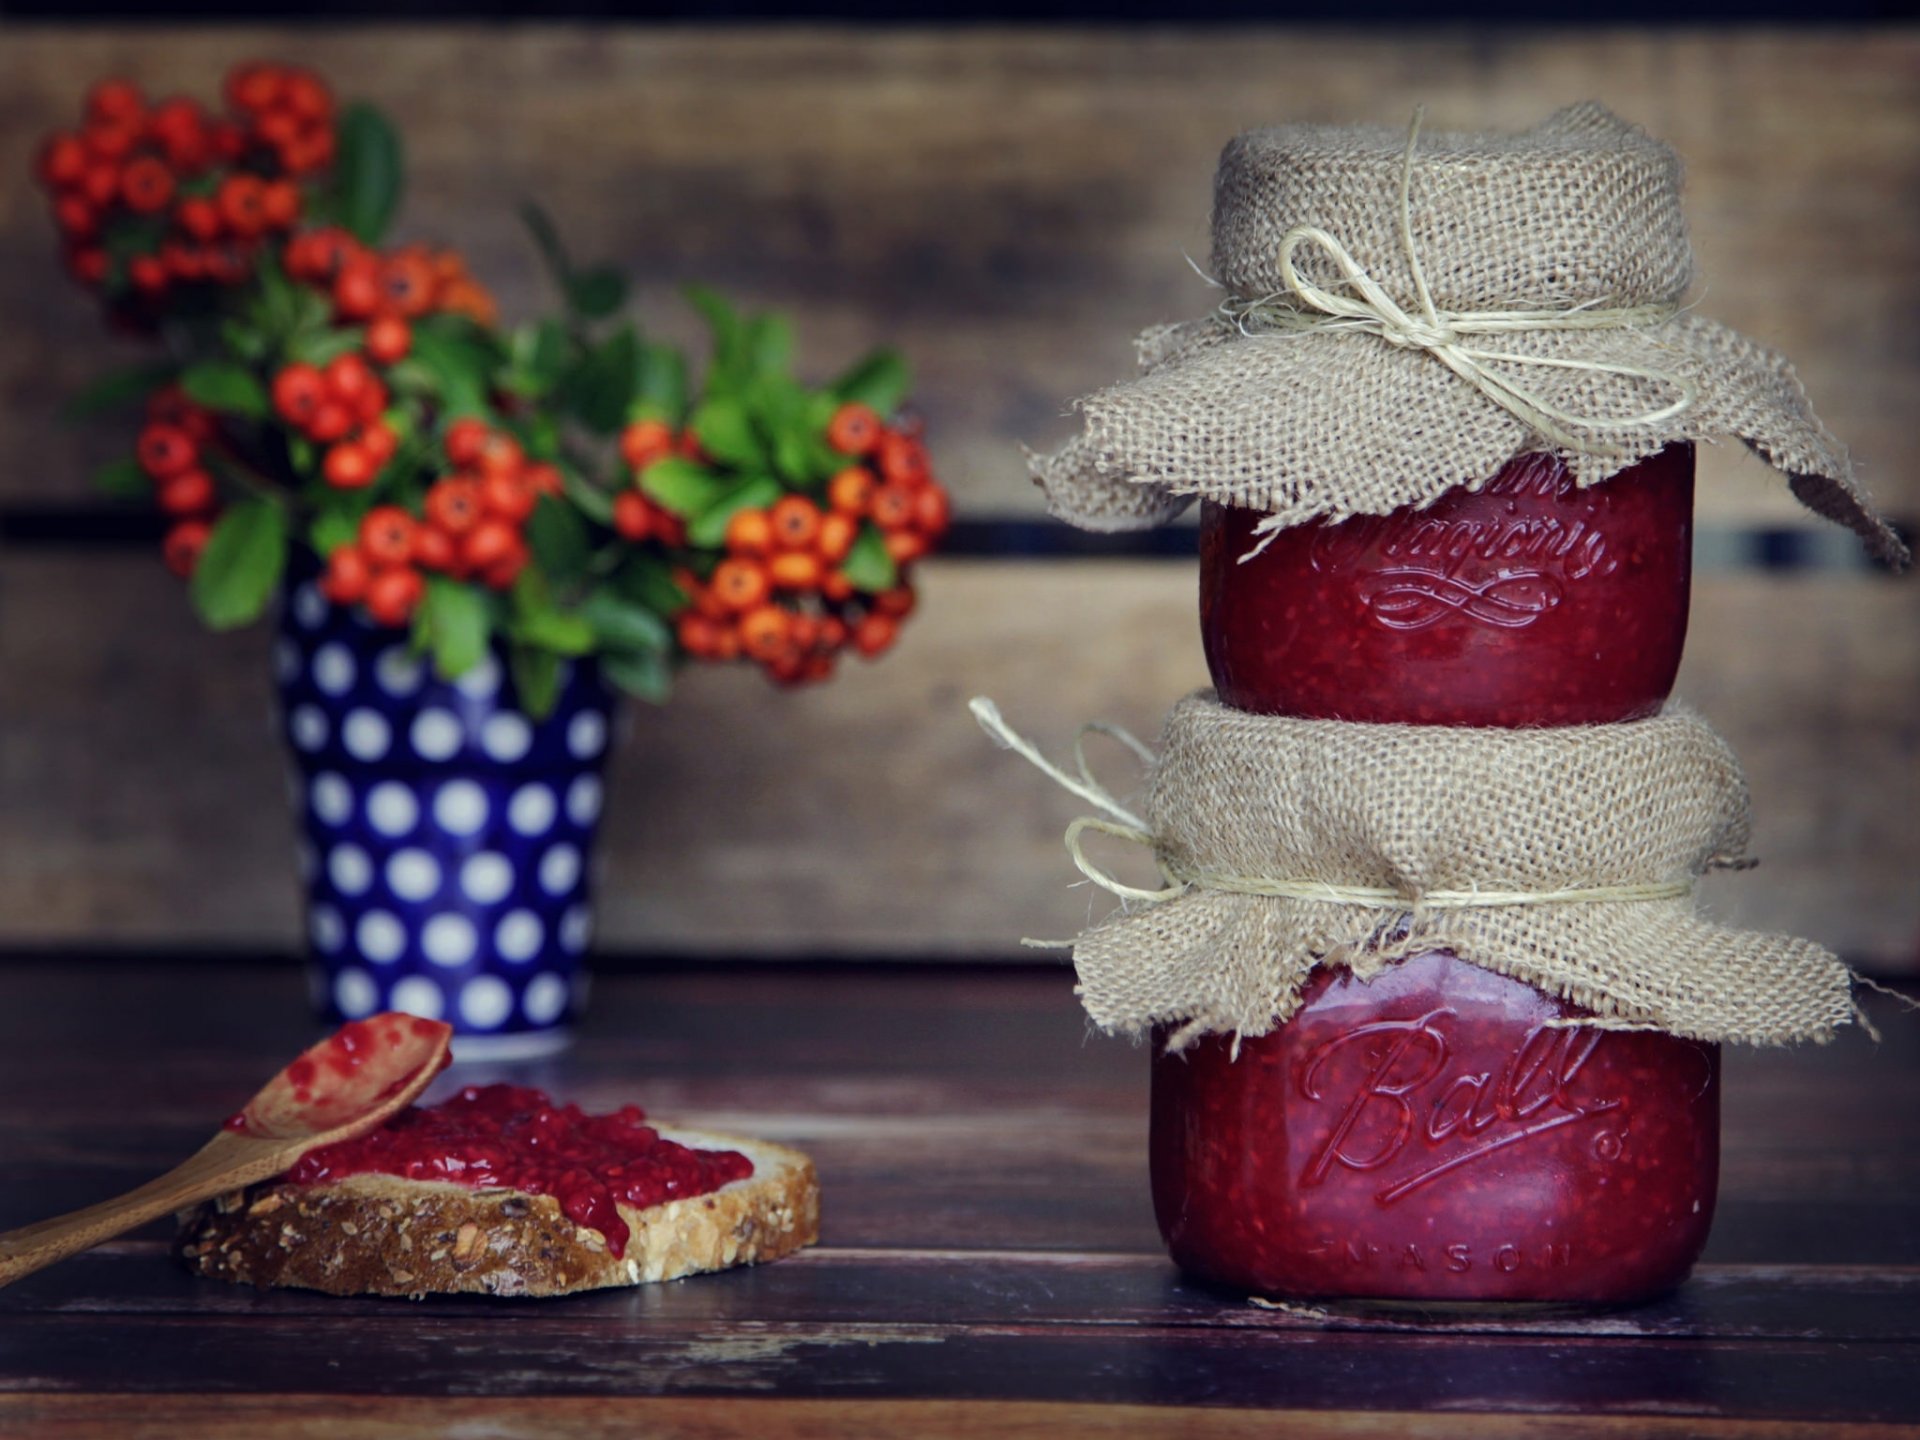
{"left": 1032, "top": 105, "right": 1908, "bottom": 568}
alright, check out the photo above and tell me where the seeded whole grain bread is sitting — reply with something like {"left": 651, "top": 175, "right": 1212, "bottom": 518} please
{"left": 173, "top": 1129, "right": 818, "bottom": 1300}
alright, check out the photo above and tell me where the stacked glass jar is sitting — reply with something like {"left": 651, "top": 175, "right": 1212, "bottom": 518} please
{"left": 1151, "top": 443, "right": 1721, "bottom": 1305}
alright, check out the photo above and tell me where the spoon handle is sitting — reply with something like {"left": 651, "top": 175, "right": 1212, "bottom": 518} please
{"left": 0, "top": 1134, "right": 273, "bottom": 1288}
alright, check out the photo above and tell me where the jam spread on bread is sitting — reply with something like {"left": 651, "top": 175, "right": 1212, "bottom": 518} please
{"left": 286, "top": 1084, "right": 754, "bottom": 1257}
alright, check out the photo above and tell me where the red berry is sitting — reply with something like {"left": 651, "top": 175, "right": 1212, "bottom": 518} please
{"left": 156, "top": 468, "right": 215, "bottom": 516}
{"left": 322, "top": 352, "right": 378, "bottom": 409}
{"left": 128, "top": 254, "right": 169, "bottom": 295}
{"left": 81, "top": 163, "right": 121, "bottom": 208}
{"left": 306, "top": 401, "right": 352, "bottom": 444}
{"left": 364, "top": 566, "right": 425, "bottom": 628}
{"left": 612, "top": 490, "right": 652, "bottom": 541}
{"left": 86, "top": 79, "right": 146, "bottom": 128}
{"left": 261, "top": 179, "right": 301, "bottom": 231}
{"left": 479, "top": 469, "right": 537, "bottom": 525}
{"left": 36, "top": 133, "right": 88, "bottom": 191}
{"left": 425, "top": 477, "right": 484, "bottom": 535}
{"left": 137, "top": 423, "right": 197, "bottom": 480}
{"left": 282, "top": 70, "right": 334, "bottom": 125}
{"left": 224, "top": 63, "right": 284, "bottom": 116}
{"left": 412, "top": 526, "right": 457, "bottom": 574}
{"left": 53, "top": 195, "right": 97, "bottom": 238}
{"left": 319, "top": 545, "right": 372, "bottom": 604}
{"left": 359, "top": 506, "right": 418, "bottom": 566}
{"left": 444, "top": 418, "right": 490, "bottom": 468}
{"left": 619, "top": 419, "right": 674, "bottom": 472}
{"left": 365, "top": 314, "right": 411, "bottom": 365}
{"left": 174, "top": 196, "right": 221, "bottom": 243}
{"left": 332, "top": 257, "right": 382, "bottom": 320}
{"left": 271, "top": 363, "right": 325, "bottom": 425}
{"left": 379, "top": 252, "right": 437, "bottom": 319}
{"left": 66, "top": 246, "right": 108, "bottom": 287}
{"left": 119, "top": 157, "right": 175, "bottom": 214}
{"left": 360, "top": 421, "right": 398, "bottom": 466}
{"left": 322, "top": 441, "right": 376, "bottom": 489}
{"left": 163, "top": 519, "right": 213, "bottom": 578}
{"left": 461, "top": 518, "right": 519, "bottom": 575}
{"left": 482, "top": 535, "right": 529, "bottom": 590}
{"left": 215, "top": 174, "right": 268, "bottom": 239}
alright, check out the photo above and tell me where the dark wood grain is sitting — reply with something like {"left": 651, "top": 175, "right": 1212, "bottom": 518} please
{"left": 0, "top": 961, "right": 1914, "bottom": 1434}
{"left": 2, "top": 555, "right": 1914, "bottom": 966}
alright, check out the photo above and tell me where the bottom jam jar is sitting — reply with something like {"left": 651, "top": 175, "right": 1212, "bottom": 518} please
{"left": 1150, "top": 950, "right": 1719, "bottom": 1305}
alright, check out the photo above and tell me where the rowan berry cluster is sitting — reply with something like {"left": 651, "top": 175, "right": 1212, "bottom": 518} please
{"left": 134, "top": 386, "right": 224, "bottom": 578}
{"left": 635, "top": 401, "right": 952, "bottom": 687}
{"left": 318, "top": 418, "right": 561, "bottom": 626}
{"left": 271, "top": 352, "right": 397, "bottom": 489}
{"left": 33, "top": 64, "right": 331, "bottom": 305}
{"left": 284, "top": 229, "right": 496, "bottom": 363}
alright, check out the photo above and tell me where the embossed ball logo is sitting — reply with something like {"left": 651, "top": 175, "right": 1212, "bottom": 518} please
{"left": 1308, "top": 461, "right": 1621, "bottom": 632}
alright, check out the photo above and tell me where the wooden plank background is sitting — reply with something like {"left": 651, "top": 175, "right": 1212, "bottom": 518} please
{"left": 0, "top": 26, "right": 1915, "bottom": 967}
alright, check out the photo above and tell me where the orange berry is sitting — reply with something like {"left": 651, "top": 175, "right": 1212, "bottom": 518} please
{"left": 914, "top": 484, "right": 952, "bottom": 537}
{"left": 820, "top": 615, "right": 850, "bottom": 651}
{"left": 612, "top": 490, "right": 652, "bottom": 541}
{"left": 816, "top": 512, "right": 857, "bottom": 565}
{"left": 827, "top": 467, "right": 875, "bottom": 517}
{"left": 885, "top": 530, "right": 930, "bottom": 565}
{"left": 876, "top": 431, "right": 929, "bottom": 487}
{"left": 826, "top": 402, "right": 882, "bottom": 456}
{"left": 724, "top": 507, "right": 774, "bottom": 557}
{"left": 853, "top": 613, "right": 898, "bottom": 658}
{"left": 737, "top": 604, "right": 793, "bottom": 663}
{"left": 475, "top": 431, "right": 524, "bottom": 480}
{"left": 822, "top": 571, "right": 854, "bottom": 603}
{"left": 425, "top": 477, "right": 484, "bottom": 535}
{"left": 364, "top": 566, "right": 425, "bottom": 628}
{"left": 769, "top": 551, "right": 823, "bottom": 592}
{"left": 619, "top": 418, "right": 674, "bottom": 472}
{"left": 769, "top": 495, "right": 822, "bottom": 551}
{"left": 710, "top": 558, "right": 772, "bottom": 613}
{"left": 525, "top": 462, "right": 564, "bottom": 497}
{"left": 320, "top": 545, "right": 372, "bottom": 604}
{"left": 870, "top": 483, "right": 917, "bottom": 532}
{"left": 676, "top": 612, "right": 722, "bottom": 659}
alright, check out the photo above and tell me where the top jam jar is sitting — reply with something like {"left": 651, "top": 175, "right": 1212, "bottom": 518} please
{"left": 1199, "top": 444, "right": 1695, "bottom": 726}
{"left": 1155, "top": 443, "right": 1720, "bottom": 1305}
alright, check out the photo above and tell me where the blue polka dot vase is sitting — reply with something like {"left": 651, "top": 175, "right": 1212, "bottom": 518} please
{"left": 275, "top": 577, "right": 614, "bottom": 1059}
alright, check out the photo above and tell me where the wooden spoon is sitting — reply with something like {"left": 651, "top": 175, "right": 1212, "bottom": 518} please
{"left": 0, "top": 1013, "right": 452, "bottom": 1288}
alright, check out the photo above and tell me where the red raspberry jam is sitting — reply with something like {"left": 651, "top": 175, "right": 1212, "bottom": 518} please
{"left": 286, "top": 1084, "right": 754, "bottom": 1258}
{"left": 1199, "top": 445, "right": 1694, "bottom": 726}
{"left": 1151, "top": 950, "right": 1720, "bottom": 1304}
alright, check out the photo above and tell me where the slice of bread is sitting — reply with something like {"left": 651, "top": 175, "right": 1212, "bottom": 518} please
{"left": 174, "top": 1129, "right": 817, "bottom": 1300}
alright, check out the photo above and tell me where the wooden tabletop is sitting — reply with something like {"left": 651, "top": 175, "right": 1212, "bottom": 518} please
{"left": 0, "top": 958, "right": 1915, "bottom": 1438}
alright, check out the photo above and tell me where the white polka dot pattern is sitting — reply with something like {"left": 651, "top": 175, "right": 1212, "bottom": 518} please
{"left": 422, "top": 913, "right": 478, "bottom": 968}
{"left": 333, "top": 967, "right": 377, "bottom": 1018}
{"left": 387, "top": 848, "right": 442, "bottom": 902}
{"left": 459, "top": 976, "right": 514, "bottom": 1030}
{"left": 523, "top": 972, "right": 569, "bottom": 1025}
{"left": 365, "top": 781, "right": 418, "bottom": 837}
{"left": 460, "top": 852, "right": 514, "bottom": 906}
{"left": 509, "top": 784, "right": 557, "bottom": 837}
{"left": 356, "top": 910, "right": 407, "bottom": 964}
{"left": 389, "top": 975, "right": 444, "bottom": 1020}
{"left": 496, "top": 910, "right": 544, "bottom": 963}
{"left": 410, "top": 709, "right": 463, "bottom": 761}
{"left": 433, "top": 780, "right": 489, "bottom": 835}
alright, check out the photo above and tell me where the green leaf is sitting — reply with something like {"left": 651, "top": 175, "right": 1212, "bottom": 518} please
{"left": 632, "top": 342, "right": 688, "bottom": 423}
{"left": 91, "top": 457, "right": 149, "bottom": 499}
{"left": 180, "top": 362, "right": 268, "bottom": 419}
{"left": 562, "top": 470, "right": 616, "bottom": 525}
{"left": 689, "top": 396, "right": 763, "bottom": 469}
{"left": 506, "top": 318, "right": 571, "bottom": 397}
{"left": 831, "top": 348, "right": 911, "bottom": 417}
{"left": 220, "top": 318, "right": 270, "bottom": 363}
{"left": 579, "top": 588, "right": 672, "bottom": 654}
{"left": 638, "top": 456, "right": 726, "bottom": 519}
{"left": 63, "top": 362, "right": 177, "bottom": 421}
{"left": 508, "top": 643, "right": 564, "bottom": 721}
{"left": 841, "top": 523, "right": 898, "bottom": 594}
{"left": 420, "top": 578, "right": 492, "bottom": 680}
{"left": 688, "top": 475, "right": 783, "bottom": 547}
{"left": 285, "top": 327, "right": 367, "bottom": 368}
{"left": 526, "top": 495, "right": 592, "bottom": 582}
{"left": 684, "top": 285, "right": 745, "bottom": 390}
{"left": 746, "top": 313, "right": 793, "bottom": 381}
{"left": 309, "top": 504, "right": 363, "bottom": 557}
{"left": 603, "top": 648, "right": 673, "bottom": 705}
{"left": 407, "top": 319, "right": 495, "bottom": 419}
{"left": 565, "top": 326, "right": 639, "bottom": 435}
{"left": 568, "top": 267, "right": 628, "bottom": 320}
{"left": 332, "top": 104, "right": 404, "bottom": 245}
{"left": 615, "top": 554, "right": 690, "bottom": 615}
{"left": 190, "top": 499, "right": 286, "bottom": 631}
{"left": 513, "top": 606, "right": 596, "bottom": 655}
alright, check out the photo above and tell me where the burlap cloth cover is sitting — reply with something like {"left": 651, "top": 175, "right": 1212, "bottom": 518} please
{"left": 1039, "top": 693, "right": 1856, "bottom": 1050}
{"left": 1033, "top": 105, "right": 1908, "bottom": 568}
